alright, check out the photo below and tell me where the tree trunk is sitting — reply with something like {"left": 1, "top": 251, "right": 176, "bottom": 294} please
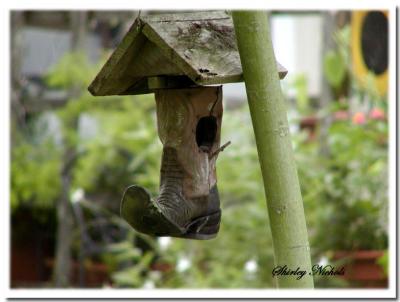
{"left": 319, "top": 12, "right": 335, "bottom": 157}
{"left": 53, "top": 11, "right": 87, "bottom": 287}
{"left": 54, "top": 161, "right": 75, "bottom": 287}
{"left": 10, "top": 12, "right": 26, "bottom": 141}
{"left": 232, "top": 11, "right": 314, "bottom": 288}
{"left": 70, "top": 11, "right": 87, "bottom": 51}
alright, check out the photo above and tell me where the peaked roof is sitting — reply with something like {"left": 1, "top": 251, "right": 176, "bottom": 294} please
{"left": 88, "top": 11, "right": 288, "bottom": 96}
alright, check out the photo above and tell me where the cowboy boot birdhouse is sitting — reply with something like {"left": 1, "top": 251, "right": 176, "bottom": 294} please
{"left": 88, "top": 11, "right": 287, "bottom": 240}
{"left": 121, "top": 87, "right": 224, "bottom": 239}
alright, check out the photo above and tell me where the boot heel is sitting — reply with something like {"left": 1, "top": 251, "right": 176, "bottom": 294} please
{"left": 181, "top": 210, "right": 221, "bottom": 240}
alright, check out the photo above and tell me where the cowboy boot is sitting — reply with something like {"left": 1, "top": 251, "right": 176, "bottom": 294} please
{"left": 121, "top": 86, "right": 224, "bottom": 239}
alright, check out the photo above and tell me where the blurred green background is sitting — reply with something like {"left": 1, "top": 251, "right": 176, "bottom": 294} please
{"left": 10, "top": 10, "right": 388, "bottom": 289}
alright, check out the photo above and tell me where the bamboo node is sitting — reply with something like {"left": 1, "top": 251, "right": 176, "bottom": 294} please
{"left": 288, "top": 244, "right": 310, "bottom": 251}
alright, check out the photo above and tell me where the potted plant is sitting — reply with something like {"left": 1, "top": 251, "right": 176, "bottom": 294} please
{"left": 304, "top": 109, "right": 388, "bottom": 288}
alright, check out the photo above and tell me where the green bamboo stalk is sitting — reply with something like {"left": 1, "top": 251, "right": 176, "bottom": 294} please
{"left": 232, "top": 11, "right": 314, "bottom": 288}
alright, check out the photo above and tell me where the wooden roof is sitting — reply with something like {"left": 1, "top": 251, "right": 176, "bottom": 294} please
{"left": 88, "top": 11, "right": 288, "bottom": 96}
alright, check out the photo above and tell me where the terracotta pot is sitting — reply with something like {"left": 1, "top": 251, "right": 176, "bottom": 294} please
{"left": 75, "top": 262, "right": 110, "bottom": 287}
{"left": 11, "top": 241, "right": 53, "bottom": 287}
{"left": 333, "top": 250, "right": 387, "bottom": 288}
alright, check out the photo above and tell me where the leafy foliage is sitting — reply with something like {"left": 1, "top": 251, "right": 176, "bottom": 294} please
{"left": 11, "top": 139, "right": 61, "bottom": 211}
{"left": 298, "top": 115, "right": 388, "bottom": 252}
{"left": 324, "top": 50, "right": 346, "bottom": 89}
{"left": 377, "top": 250, "right": 388, "bottom": 276}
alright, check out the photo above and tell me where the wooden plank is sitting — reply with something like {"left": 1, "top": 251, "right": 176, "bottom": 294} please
{"left": 142, "top": 11, "right": 287, "bottom": 85}
{"left": 88, "top": 19, "right": 146, "bottom": 96}
{"left": 142, "top": 11, "right": 229, "bottom": 22}
{"left": 126, "top": 40, "right": 183, "bottom": 78}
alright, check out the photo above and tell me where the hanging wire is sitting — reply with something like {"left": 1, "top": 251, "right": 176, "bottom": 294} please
{"left": 209, "top": 87, "right": 221, "bottom": 116}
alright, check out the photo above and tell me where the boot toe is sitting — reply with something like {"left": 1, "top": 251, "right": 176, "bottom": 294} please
{"left": 120, "top": 185, "right": 184, "bottom": 236}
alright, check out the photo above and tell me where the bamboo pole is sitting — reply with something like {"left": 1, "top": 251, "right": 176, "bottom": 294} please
{"left": 232, "top": 11, "right": 314, "bottom": 288}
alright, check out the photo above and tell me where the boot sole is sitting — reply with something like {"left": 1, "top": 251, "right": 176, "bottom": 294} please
{"left": 121, "top": 185, "right": 220, "bottom": 240}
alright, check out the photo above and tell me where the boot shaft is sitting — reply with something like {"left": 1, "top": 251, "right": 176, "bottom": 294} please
{"left": 155, "top": 86, "right": 223, "bottom": 199}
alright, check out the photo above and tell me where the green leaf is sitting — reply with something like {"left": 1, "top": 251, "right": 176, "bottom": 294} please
{"left": 376, "top": 250, "right": 388, "bottom": 276}
{"left": 323, "top": 50, "right": 346, "bottom": 88}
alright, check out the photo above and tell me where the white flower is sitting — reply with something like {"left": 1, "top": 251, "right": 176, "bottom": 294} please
{"left": 158, "top": 237, "right": 172, "bottom": 251}
{"left": 318, "top": 256, "right": 329, "bottom": 267}
{"left": 149, "top": 270, "right": 162, "bottom": 281}
{"left": 244, "top": 259, "right": 258, "bottom": 274}
{"left": 102, "top": 283, "right": 112, "bottom": 289}
{"left": 70, "top": 188, "right": 84, "bottom": 204}
{"left": 142, "top": 280, "right": 155, "bottom": 289}
{"left": 176, "top": 257, "right": 191, "bottom": 272}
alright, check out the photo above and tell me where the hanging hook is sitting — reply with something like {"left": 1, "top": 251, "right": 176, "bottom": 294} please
{"left": 136, "top": 10, "right": 142, "bottom": 27}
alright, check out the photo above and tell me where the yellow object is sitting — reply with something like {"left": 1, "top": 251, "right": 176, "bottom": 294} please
{"left": 351, "top": 11, "right": 388, "bottom": 97}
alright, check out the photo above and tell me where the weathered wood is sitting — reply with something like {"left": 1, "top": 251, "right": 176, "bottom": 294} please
{"left": 88, "top": 11, "right": 287, "bottom": 96}
{"left": 88, "top": 19, "right": 146, "bottom": 96}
